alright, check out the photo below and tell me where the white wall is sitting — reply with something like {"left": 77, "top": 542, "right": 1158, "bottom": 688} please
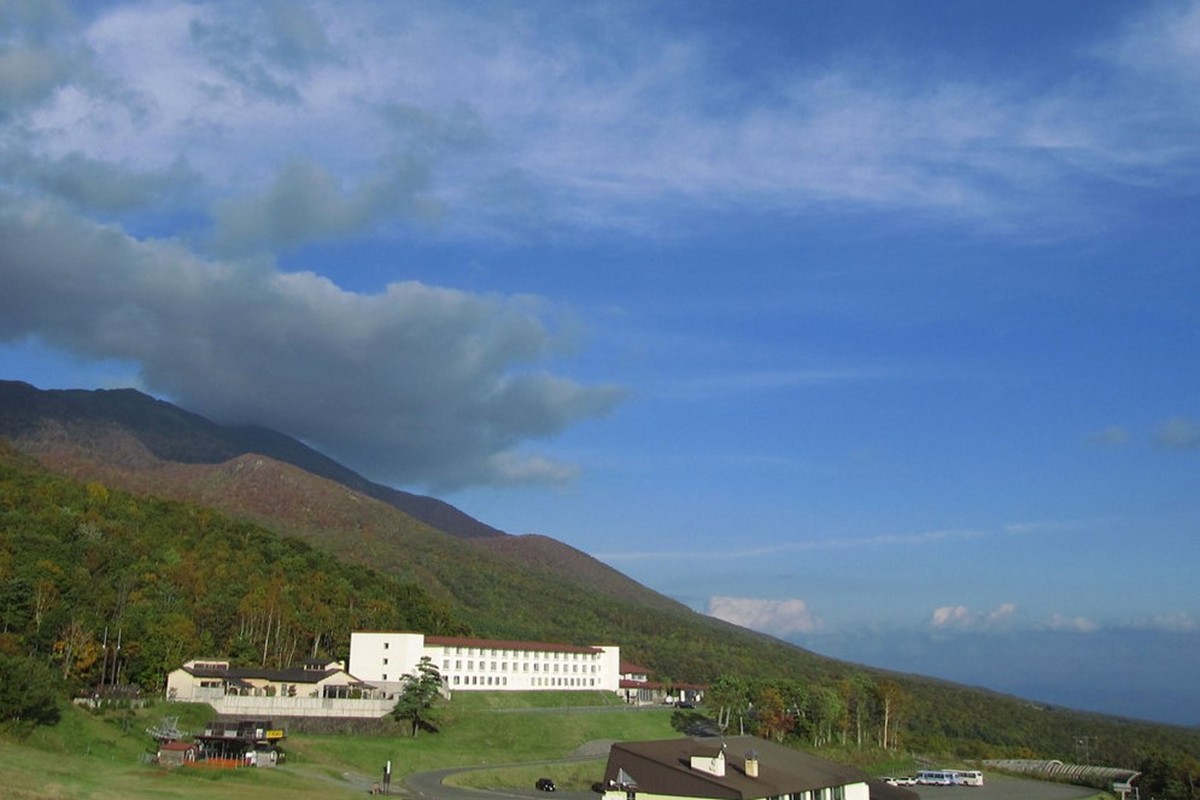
{"left": 348, "top": 631, "right": 427, "bottom": 693}
{"left": 350, "top": 631, "right": 623, "bottom": 694}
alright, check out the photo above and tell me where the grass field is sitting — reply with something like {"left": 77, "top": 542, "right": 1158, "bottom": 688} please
{"left": 0, "top": 693, "right": 677, "bottom": 799}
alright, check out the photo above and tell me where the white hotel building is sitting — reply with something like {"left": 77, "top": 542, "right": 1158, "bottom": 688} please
{"left": 349, "top": 631, "right": 621, "bottom": 695}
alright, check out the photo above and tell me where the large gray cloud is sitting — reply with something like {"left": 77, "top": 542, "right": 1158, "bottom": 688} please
{"left": 0, "top": 194, "right": 625, "bottom": 490}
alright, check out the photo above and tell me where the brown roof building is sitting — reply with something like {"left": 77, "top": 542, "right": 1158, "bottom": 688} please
{"left": 601, "top": 736, "right": 915, "bottom": 800}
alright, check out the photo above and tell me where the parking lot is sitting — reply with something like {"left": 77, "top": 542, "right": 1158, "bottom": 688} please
{"left": 908, "top": 773, "right": 1101, "bottom": 800}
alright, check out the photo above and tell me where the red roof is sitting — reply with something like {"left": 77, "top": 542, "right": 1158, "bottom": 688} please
{"left": 425, "top": 635, "right": 604, "bottom": 655}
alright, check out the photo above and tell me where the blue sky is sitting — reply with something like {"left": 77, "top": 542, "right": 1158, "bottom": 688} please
{"left": 2, "top": 1, "right": 1198, "bottom": 725}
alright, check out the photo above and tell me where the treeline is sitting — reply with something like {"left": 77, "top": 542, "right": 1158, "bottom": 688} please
{"left": 0, "top": 445, "right": 468, "bottom": 702}
{"left": 700, "top": 672, "right": 912, "bottom": 751}
{"left": 691, "top": 671, "right": 1200, "bottom": 799}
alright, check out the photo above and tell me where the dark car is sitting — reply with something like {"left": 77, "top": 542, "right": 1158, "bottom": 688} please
{"left": 536, "top": 778, "right": 556, "bottom": 792}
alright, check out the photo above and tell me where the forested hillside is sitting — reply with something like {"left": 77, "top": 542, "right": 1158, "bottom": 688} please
{"left": 0, "top": 442, "right": 466, "bottom": 693}
{"left": 3, "top": 438, "right": 1199, "bottom": 783}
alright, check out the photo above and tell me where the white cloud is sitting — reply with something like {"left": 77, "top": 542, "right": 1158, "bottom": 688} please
{"left": 1086, "top": 426, "right": 1130, "bottom": 447}
{"left": 930, "top": 603, "right": 1018, "bottom": 631}
{"left": 708, "top": 596, "right": 823, "bottom": 636}
{"left": 5, "top": 1, "right": 1199, "bottom": 245}
{"left": 1156, "top": 416, "right": 1200, "bottom": 450}
{"left": 1127, "top": 612, "right": 1200, "bottom": 634}
{"left": 1041, "top": 614, "right": 1100, "bottom": 634}
{"left": 0, "top": 195, "right": 624, "bottom": 490}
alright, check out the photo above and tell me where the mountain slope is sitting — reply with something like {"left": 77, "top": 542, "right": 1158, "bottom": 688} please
{"left": 3, "top": 378, "right": 1199, "bottom": 773}
{"left": 0, "top": 379, "right": 504, "bottom": 538}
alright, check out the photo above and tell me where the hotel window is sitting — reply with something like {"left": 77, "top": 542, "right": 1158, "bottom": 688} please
{"left": 456, "top": 660, "right": 462, "bottom": 670}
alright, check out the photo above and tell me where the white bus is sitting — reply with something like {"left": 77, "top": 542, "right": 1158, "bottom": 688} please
{"left": 916, "top": 771, "right": 955, "bottom": 786}
{"left": 915, "top": 770, "right": 984, "bottom": 786}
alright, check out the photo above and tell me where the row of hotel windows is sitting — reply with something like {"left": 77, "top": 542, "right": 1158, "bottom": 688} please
{"left": 379, "top": 642, "right": 599, "bottom": 661}
{"left": 375, "top": 657, "right": 598, "bottom": 675}
{"left": 450, "top": 675, "right": 598, "bottom": 687}
{"left": 376, "top": 675, "right": 600, "bottom": 687}
{"left": 442, "top": 659, "right": 598, "bottom": 674}
{"left": 443, "top": 647, "right": 598, "bottom": 660}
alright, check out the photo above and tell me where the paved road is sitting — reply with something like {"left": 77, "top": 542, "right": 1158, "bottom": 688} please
{"left": 906, "top": 774, "right": 1100, "bottom": 800}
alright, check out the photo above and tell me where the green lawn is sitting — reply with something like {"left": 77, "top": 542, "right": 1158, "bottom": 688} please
{"left": 0, "top": 693, "right": 677, "bottom": 799}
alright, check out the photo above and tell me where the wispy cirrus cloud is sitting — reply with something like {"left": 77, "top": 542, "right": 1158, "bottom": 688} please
{"left": 598, "top": 526, "right": 986, "bottom": 563}
{"left": 8, "top": 0, "right": 1200, "bottom": 247}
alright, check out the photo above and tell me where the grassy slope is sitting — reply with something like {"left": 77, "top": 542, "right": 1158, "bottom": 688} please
{"left": 0, "top": 693, "right": 678, "bottom": 800}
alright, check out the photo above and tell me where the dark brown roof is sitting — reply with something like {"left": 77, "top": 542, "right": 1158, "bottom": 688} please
{"left": 184, "top": 664, "right": 343, "bottom": 684}
{"left": 602, "top": 736, "right": 870, "bottom": 800}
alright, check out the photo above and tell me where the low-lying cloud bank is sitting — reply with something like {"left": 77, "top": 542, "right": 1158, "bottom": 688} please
{"left": 0, "top": 196, "right": 624, "bottom": 490}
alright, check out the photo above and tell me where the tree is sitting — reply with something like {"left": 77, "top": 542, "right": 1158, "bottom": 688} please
{"left": 875, "top": 678, "right": 907, "bottom": 750}
{"left": 0, "top": 653, "right": 60, "bottom": 728}
{"left": 708, "top": 674, "right": 752, "bottom": 735}
{"left": 752, "top": 685, "right": 792, "bottom": 743}
{"left": 391, "top": 656, "right": 443, "bottom": 737}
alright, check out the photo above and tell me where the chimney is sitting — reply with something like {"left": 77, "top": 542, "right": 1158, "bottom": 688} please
{"left": 745, "top": 751, "right": 759, "bottom": 778}
{"left": 690, "top": 750, "right": 726, "bottom": 777}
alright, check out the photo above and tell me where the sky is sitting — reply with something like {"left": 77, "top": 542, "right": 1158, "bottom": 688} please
{"left": 1, "top": 0, "right": 1198, "bottom": 727}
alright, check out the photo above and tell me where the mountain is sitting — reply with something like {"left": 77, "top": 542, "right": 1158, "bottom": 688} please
{"left": 2, "top": 378, "right": 1198, "bottom": 772}
{"left": 0, "top": 380, "right": 504, "bottom": 539}
{"left": 0, "top": 380, "right": 730, "bottom": 647}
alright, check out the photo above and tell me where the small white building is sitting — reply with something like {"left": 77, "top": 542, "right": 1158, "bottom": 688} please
{"left": 165, "top": 658, "right": 394, "bottom": 718}
{"left": 349, "top": 631, "right": 621, "bottom": 695}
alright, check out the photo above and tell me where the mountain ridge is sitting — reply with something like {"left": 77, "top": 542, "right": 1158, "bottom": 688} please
{"left": 0, "top": 379, "right": 505, "bottom": 539}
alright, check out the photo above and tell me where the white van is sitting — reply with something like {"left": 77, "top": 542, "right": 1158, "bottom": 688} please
{"left": 955, "top": 771, "right": 984, "bottom": 787}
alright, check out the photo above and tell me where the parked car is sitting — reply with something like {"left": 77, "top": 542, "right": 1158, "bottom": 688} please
{"left": 536, "top": 778, "right": 556, "bottom": 792}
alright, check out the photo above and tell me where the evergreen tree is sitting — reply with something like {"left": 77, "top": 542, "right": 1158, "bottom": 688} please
{"left": 0, "top": 653, "right": 60, "bottom": 728}
{"left": 390, "top": 656, "right": 443, "bottom": 737}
